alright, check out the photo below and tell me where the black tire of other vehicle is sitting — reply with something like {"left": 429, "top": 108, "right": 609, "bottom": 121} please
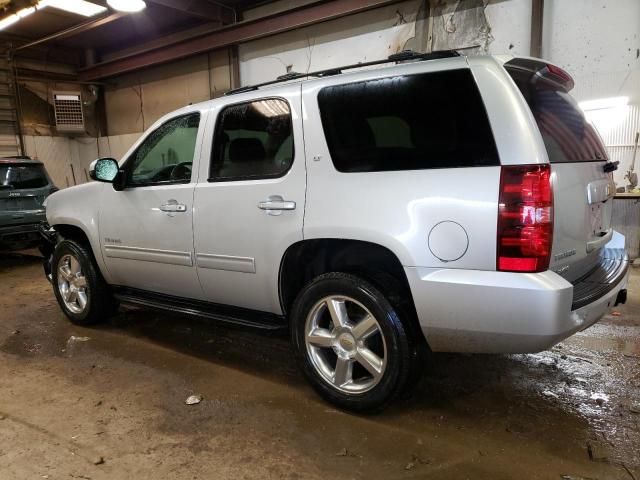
{"left": 290, "top": 272, "right": 417, "bottom": 413}
{"left": 52, "top": 239, "right": 117, "bottom": 325}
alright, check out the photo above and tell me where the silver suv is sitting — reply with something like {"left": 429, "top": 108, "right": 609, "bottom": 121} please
{"left": 43, "top": 52, "right": 629, "bottom": 411}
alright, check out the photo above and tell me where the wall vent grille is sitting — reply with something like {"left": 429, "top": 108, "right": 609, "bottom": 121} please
{"left": 53, "top": 91, "right": 85, "bottom": 133}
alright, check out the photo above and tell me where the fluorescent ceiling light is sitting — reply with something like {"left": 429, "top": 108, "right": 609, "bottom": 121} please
{"left": 0, "top": 14, "right": 19, "bottom": 30}
{"left": 579, "top": 96, "right": 629, "bottom": 111}
{"left": 38, "top": 0, "right": 107, "bottom": 17}
{"left": 107, "top": 0, "right": 146, "bottom": 12}
{"left": 0, "top": 6, "right": 37, "bottom": 31}
{"left": 16, "top": 7, "right": 36, "bottom": 18}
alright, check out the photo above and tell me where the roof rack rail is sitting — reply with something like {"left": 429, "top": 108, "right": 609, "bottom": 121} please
{"left": 276, "top": 71, "right": 303, "bottom": 81}
{"left": 225, "top": 49, "right": 460, "bottom": 96}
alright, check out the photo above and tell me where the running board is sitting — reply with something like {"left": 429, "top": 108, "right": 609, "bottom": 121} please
{"left": 113, "top": 287, "right": 287, "bottom": 332}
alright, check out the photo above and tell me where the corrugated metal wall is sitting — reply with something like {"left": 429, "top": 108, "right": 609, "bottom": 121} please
{"left": 593, "top": 104, "right": 640, "bottom": 186}
{"left": 602, "top": 104, "right": 640, "bottom": 258}
{"left": 599, "top": 105, "right": 640, "bottom": 146}
{"left": 0, "top": 52, "right": 22, "bottom": 157}
{"left": 612, "top": 198, "right": 640, "bottom": 259}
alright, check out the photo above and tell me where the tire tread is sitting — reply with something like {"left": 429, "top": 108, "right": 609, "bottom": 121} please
{"left": 52, "top": 239, "right": 117, "bottom": 325}
{"left": 291, "top": 272, "right": 419, "bottom": 412}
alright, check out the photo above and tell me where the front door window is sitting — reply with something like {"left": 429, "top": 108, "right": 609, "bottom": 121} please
{"left": 127, "top": 113, "right": 200, "bottom": 187}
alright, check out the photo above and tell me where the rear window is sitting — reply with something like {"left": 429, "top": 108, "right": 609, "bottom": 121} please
{"left": 317, "top": 69, "right": 500, "bottom": 173}
{"left": 0, "top": 164, "right": 49, "bottom": 189}
{"left": 506, "top": 67, "right": 607, "bottom": 163}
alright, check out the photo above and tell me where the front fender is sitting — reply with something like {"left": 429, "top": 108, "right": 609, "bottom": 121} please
{"left": 46, "top": 182, "right": 112, "bottom": 283}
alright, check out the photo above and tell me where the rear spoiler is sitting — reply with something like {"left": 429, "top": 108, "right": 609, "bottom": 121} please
{"left": 504, "top": 57, "right": 575, "bottom": 92}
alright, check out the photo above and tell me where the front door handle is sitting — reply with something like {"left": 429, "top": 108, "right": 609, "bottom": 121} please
{"left": 159, "top": 200, "right": 187, "bottom": 213}
{"left": 258, "top": 196, "right": 296, "bottom": 216}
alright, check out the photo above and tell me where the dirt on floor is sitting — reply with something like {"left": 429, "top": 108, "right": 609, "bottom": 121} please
{"left": 0, "top": 250, "right": 638, "bottom": 480}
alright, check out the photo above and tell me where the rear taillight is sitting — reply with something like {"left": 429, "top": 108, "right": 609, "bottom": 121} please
{"left": 497, "top": 164, "right": 553, "bottom": 273}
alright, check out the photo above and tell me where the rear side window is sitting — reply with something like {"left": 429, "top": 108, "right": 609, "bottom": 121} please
{"left": 317, "top": 69, "right": 499, "bottom": 172}
{"left": 0, "top": 164, "right": 49, "bottom": 189}
{"left": 210, "top": 98, "right": 294, "bottom": 181}
{"left": 506, "top": 66, "right": 607, "bottom": 163}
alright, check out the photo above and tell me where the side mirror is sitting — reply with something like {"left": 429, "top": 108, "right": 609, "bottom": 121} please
{"left": 89, "top": 158, "right": 119, "bottom": 183}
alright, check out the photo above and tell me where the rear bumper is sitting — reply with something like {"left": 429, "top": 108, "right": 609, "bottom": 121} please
{"left": 0, "top": 223, "right": 43, "bottom": 248}
{"left": 571, "top": 248, "right": 628, "bottom": 309}
{"left": 405, "top": 247, "right": 629, "bottom": 354}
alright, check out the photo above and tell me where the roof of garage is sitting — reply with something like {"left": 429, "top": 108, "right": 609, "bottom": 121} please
{"left": 0, "top": 0, "right": 266, "bottom": 67}
{"left": 0, "top": 0, "right": 406, "bottom": 81}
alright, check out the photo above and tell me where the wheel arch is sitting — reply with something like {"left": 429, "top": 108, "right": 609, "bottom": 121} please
{"left": 54, "top": 223, "right": 91, "bottom": 244}
{"left": 51, "top": 221, "right": 111, "bottom": 284}
{"left": 278, "top": 238, "right": 424, "bottom": 343}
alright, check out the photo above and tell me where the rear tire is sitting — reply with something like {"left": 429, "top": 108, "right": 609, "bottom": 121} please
{"left": 52, "top": 239, "right": 117, "bottom": 325}
{"left": 290, "top": 272, "right": 419, "bottom": 412}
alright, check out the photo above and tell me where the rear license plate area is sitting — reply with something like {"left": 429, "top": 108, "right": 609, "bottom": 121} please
{"left": 590, "top": 204, "right": 603, "bottom": 235}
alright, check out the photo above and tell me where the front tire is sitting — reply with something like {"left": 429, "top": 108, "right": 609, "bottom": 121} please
{"left": 291, "top": 272, "right": 417, "bottom": 412}
{"left": 52, "top": 239, "right": 117, "bottom": 325}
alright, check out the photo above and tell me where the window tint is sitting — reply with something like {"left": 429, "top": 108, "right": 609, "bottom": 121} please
{"left": 0, "top": 164, "right": 49, "bottom": 189}
{"left": 506, "top": 66, "right": 607, "bottom": 163}
{"left": 318, "top": 69, "right": 499, "bottom": 172}
{"left": 210, "top": 99, "right": 293, "bottom": 181}
{"left": 128, "top": 113, "right": 200, "bottom": 187}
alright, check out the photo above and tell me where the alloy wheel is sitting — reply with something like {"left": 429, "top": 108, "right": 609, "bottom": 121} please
{"left": 57, "top": 254, "right": 88, "bottom": 314}
{"left": 305, "top": 295, "right": 387, "bottom": 394}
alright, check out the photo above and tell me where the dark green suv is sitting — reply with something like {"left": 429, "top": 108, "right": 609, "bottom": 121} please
{"left": 0, "top": 156, "right": 57, "bottom": 251}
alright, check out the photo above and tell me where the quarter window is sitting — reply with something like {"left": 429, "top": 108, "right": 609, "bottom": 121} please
{"left": 318, "top": 69, "right": 500, "bottom": 172}
{"left": 210, "top": 98, "right": 294, "bottom": 181}
{"left": 127, "top": 113, "right": 200, "bottom": 187}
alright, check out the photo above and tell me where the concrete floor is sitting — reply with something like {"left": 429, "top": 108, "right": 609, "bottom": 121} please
{"left": 0, "top": 251, "right": 638, "bottom": 480}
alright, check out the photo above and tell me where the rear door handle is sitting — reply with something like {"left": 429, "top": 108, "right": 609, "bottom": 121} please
{"left": 159, "top": 201, "right": 187, "bottom": 213}
{"left": 258, "top": 200, "right": 296, "bottom": 210}
{"left": 258, "top": 196, "right": 296, "bottom": 216}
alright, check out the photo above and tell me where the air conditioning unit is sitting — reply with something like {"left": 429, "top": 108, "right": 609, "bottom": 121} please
{"left": 53, "top": 91, "right": 85, "bottom": 133}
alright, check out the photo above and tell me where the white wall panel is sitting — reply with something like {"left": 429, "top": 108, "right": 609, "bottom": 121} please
{"left": 239, "top": 0, "right": 533, "bottom": 87}
{"left": 542, "top": 0, "right": 640, "bottom": 102}
{"left": 239, "top": 0, "right": 422, "bottom": 86}
{"left": 104, "top": 51, "right": 232, "bottom": 136}
{"left": 23, "top": 133, "right": 141, "bottom": 189}
{"left": 484, "top": 0, "right": 531, "bottom": 56}
{"left": 24, "top": 135, "right": 76, "bottom": 188}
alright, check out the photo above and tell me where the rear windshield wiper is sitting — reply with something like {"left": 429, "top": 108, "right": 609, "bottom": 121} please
{"left": 603, "top": 161, "right": 619, "bottom": 173}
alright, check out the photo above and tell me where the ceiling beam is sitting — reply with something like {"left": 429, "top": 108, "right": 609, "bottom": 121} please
{"left": 147, "top": 0, "right": 234, "bottom": 24}
{"left": 100, "top": 21, "right": 224, "bottom": 63}
{"left": 16, "top": 69, "right": 106, "bottom": 85}
{"left": 79, "top": 0, "right": 404, "bottom": 80}
{"left": 13, "top": 12, "right": 127, "bottom": 51}
{"left": 2, "top": 33, "right": 82, "bottom": 65}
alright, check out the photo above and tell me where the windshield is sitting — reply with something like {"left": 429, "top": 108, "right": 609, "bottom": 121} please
{"left": 506, "top": 66, "right": 607, "bottom": 163}
{"left": 0, "top": 164, "right": 49, "bottom": 189}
